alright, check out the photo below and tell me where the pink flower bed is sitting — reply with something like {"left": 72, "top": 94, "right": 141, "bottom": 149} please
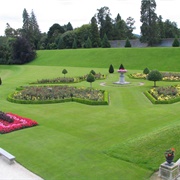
{"left": 0, "top": 113, "right": 38, "bottom": 134}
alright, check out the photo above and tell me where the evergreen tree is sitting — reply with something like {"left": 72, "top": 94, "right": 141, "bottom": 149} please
{"left": 90, "top": 17, "right": 101, "bottom": 47}
{"left": 66, "top": 22, "right": 73, "bottom": 31}
{"left": 29, "top": 10, "right": 41, "bottom": 49}
{"left": 109, "top": 64, "right": 114, "bottom": 73}
{"left": 140, "top": 0, "right": 161, "bottom": 46}
{"left": 143, "top": 67, "right": 150, "bottom": 74}
{"left": 113, "top": 13, "right": 127, "bottom": 40}
{"left": 124, "top": 38, "right": 131, "bottom": 47}
{"left": 96, "top": 6, "right": 111, "bottom": 38}
{"left": 157, "top": 15, "right": 165, "bottom": 38}
{"left": 104, "top": 14, "right": 113, "bottom": 40}
{"left": 101, "top": 34, "right": 111, "bottom": 48}
{"left": 172, "top": 37, "right": 179, "bottom": 47}
{"left": 85, "top": 37, "right": 92, "bottom": 48}
{"left": 90, "top": 70, "right": 96, "bottom": 75}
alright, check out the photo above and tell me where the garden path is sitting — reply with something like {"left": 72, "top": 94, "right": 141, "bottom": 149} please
{"left": 0, "top": 157, "right": 43, "bottom": 180}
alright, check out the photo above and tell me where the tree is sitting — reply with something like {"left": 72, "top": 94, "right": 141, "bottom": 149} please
{"left": 5, "top": 23, "right": 17, "bottom": 38}
{"left": 96, "top": 6, "right": 111, "bottom": 38}
{"left": 124, "top": 38, "right": 131, "bottom": 47}
{"left": 85, "top": 37, "right": 92, "bottom": 48}
{"left": 86, "top": 73, "right": 95, "bottom": 88}
{"left": 66, "top": 22, "right": 73, "bottom": 31}
{"left": 172, "top": 37, "right": 179, "bottom": 47}
{"left": 90, "top": 17, "right": 101, "bottom": 47}
{"left": 143, "top": 67, "right": 150, "bottom": 74}
{"left": 109, "top": 64, "right": 114, "bottom": 73}
{"left": 140, "top": 0, "right": 160, "bottom": 46}
{"left": 103, "top": 14, "right": 113, "bottom": 40}
{"left": 72, "top": 38, "right": 77, "bottom": 49}
{"left": 0, "top": 78, "right": 2, "bottom": 85}
{"left": 126, "top": 17, "right": 136, "bottom": 39}
{"left": 47, "top": 23, "right": 65, "bottom": 46}
{"left": 112, "top": 13, "right": 127, "bottom": 40}
{"left": 101, "top": 34, "right": 111, "bottom": 48}
{"left": 62, "top": 69, "right": 68, "bottom": 77}
{"left": 164, "top": 20, "right": 180, "bottom": 38}
{"left": 11, "top": 36, "right": 36, "bottom": 64}
{"left": 147, "top": 70, "right": 162, "bottom": 87}
{"left": 90, "top": 70, "right": 96, "bottom": 75}
{"left": 29, "top": 10, "right": 41, "bottom": 49}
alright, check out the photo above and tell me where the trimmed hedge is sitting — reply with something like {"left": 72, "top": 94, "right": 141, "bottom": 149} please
{"left": 144, "top": 91, "right": 180, "bottom": 104}
{"left": 7, "top": 88, "right": 109, "bottom": 105}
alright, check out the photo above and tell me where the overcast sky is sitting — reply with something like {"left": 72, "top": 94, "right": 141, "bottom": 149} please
{"left": 0, "top": 0, "right": 179, "bottom": 36}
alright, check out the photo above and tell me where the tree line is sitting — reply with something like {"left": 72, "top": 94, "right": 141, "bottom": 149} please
{"left": 0, "top": 0, "right": 180, "bottom": 64}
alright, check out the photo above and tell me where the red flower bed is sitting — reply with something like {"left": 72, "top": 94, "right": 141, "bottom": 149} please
{"left": 0, "top": 113, "right": 38, "bottom": 134}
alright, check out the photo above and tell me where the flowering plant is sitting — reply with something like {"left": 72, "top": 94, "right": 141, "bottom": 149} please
{"left": 165, "top": 148, "right": 175, "bottom": 158}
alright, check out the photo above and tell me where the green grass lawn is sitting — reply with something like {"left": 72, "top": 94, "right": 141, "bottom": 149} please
{"left": 0, "top": 48, "right": 180, "bottom": 179}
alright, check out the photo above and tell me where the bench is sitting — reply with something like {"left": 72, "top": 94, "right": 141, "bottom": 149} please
{"left": 0, "top": 148, "right": 15, "bottom": 164}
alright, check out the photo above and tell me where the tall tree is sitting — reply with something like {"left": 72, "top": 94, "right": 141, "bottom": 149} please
{"left": 96, "top": 6, "right": 111, "bottom": 38}
{"left": 101, "top": 33, "right": 111, "bottom": 48}
{"left": 140, "top": 0, "right": 160, "bottom": 46}
{"left": 29, "top": 10, "right": 41, "bottom": 49}
{"left": 90, "top": 17, "right": 101, "bottom": 47}
{"left": 104, "top": 14, "right": 113, "bottom": 40}
{"left": 157, "top": 15, "right": 165, "bottom": 38}
{"left": 22, "top": 8, "right": 31, "bottom": 40}
{"left": 113, "top": 13, "right": 127, "bottom": 40}
{"left": 126, "top": 17, "right": 136, "bottom": 38}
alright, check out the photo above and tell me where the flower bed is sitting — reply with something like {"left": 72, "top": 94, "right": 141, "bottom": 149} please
{"left": 33, "top": 73, "right": 106, "bottom": 84}
{"left": 0, "top": 112, "right": 38, "bottom": 134}
{"left": 130, "top": 72, "right": 180, "bottom": 81}
{"left": 8, "top": 85, "right": 109, "bottom": 105}
{"left": 144, "top": 85, "right": 180, "bottom": 104}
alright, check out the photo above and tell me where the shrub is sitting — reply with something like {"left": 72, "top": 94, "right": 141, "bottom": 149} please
{"left": 147, "top": 70, "right": 162, "bottom": 87}
{"left": 109, "top": 64, "right": 114, "bottom": 73}
{"left": 143, "top": 67, "right": 150, "bottom": 75}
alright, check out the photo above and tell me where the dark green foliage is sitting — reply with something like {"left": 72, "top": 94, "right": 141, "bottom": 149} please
{"left": 66, "top": 22, "right": 73, "bottom": 31}
{"left": 147, "top": 70, "right": 162, "bottom": 87}
{"left": 72, "top": 38, "right": 77, "bottom": 49}
{"left": 58, "top": 37, "right": 65, "bottom": 49}
{"left": 124, "top": 38, "right": 131, "bottom": 47}
{"left": 90, "top": 69, "right": 96, "bottom": 75}
{"left": 143, "top": 67, "right": 150, "bottom": 74}
{"left": 11, "top": 37, "right": 36, "bottom": 64}
{"left": 62, "top": 69, "right": 68, "bottom": 77}
{"left": 86, "top": 73, "right": 95, "bottom": 87}
{"left": 101, "top": 34, "right": 111, "bottom": 48}
{"left": 85, "top": 37, "right": 92, "bottom": 48}
{"left": 172, "top": 38, "right": 180, "bottom": 47}
{"left": 140, "top": 0, "right": 161, "bottom": 46}
{"left": 90, "top": 17, "right": 101, "bottom": 47}
{"left": 119, "top": 64, "right": 125, "bottom": 69}
{"left": 109, "top": 64, "right": 114, "bottom": 73}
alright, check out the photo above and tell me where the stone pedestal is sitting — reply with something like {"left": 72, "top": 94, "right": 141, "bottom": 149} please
{"left": 159, "top": 162, "right": 179, "bottom": 180}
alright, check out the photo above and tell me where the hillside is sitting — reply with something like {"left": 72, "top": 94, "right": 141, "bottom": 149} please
{"left": 30, "top": 48, "right": 180, "bottom": 72}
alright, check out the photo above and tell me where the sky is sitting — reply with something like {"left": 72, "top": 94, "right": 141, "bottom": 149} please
{"left": 0, "top": 0, "right": 179, "bottom": 36}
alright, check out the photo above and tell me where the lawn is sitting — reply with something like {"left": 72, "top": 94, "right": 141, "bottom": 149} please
{"left": 0, "top": 48, "right": 180, "bottom": 179}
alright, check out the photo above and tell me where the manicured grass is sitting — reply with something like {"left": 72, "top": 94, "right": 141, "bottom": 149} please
{"left": 0, "top": 48, "right": 180, "bottom": 179}
{"left": 29, "top": 48, "right": 180, "bottom": 72}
